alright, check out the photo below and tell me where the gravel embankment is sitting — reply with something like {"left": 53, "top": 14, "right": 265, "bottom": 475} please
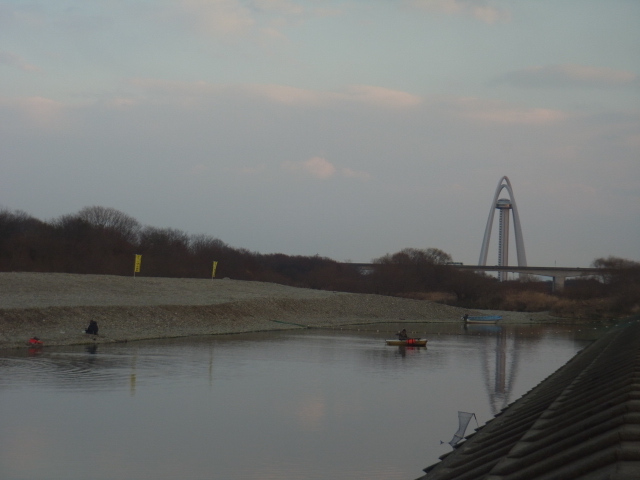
{"left": 0, "top": 272, "right": 554, "bottom": 349}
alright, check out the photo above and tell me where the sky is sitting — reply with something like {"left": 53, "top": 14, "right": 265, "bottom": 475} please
{"left": 1, "top": 0, "right": 639, "bottom": 268}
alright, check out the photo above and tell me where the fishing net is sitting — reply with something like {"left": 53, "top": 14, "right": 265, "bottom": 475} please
{"left": 446, "top": 412, "right": 476, "bottom": 446}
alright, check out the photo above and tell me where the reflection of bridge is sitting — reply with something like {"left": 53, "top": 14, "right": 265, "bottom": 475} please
{"left": 467, "top": 325, "right": 520, "bottom": 415}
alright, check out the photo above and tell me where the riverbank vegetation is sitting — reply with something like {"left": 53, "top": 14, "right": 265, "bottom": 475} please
{"left": 1, "top": 206, "right": 638, "bottom": 319}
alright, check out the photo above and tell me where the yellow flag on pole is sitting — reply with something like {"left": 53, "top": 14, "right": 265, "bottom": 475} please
{"left": 134, "top": 254, "right": 142, "bottom": 274}
{"left": 212, "top": 261, "right": 218, "bottom": 278}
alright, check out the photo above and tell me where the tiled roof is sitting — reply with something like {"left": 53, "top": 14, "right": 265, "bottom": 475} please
{"left": 418, "top": 321, "right": 640, "bottom": 480}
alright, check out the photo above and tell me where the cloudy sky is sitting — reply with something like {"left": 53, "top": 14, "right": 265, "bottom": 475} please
{"left": 1, "top": 0, "right": 639, "bottom": 267}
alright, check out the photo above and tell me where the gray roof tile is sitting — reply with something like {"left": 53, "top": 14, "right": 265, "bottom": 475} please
{"left": 418, "top": 322, "right": 640, "bottom": 480}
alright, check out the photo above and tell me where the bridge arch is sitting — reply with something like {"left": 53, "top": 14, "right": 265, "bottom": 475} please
{"left": 478, "top": 176, "right": 527, "bottom": 268}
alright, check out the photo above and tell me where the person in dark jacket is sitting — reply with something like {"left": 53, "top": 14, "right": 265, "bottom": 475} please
{"left": 396, "top": 329, "right": 408, "bottom": 340}
{"left": 85, "top": 320, "right": 99, "bottom": 335}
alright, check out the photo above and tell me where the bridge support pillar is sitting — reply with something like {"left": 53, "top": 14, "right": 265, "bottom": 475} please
{"left": 552, "top": 275, "right": 566, "bottom": 292}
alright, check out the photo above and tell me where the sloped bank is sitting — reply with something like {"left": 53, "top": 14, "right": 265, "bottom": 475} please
{"left": 0, "top": 296, "right": 467, "bottom": 349}
{"left": 0, "top": 272, "right": 555, "bottom": 349}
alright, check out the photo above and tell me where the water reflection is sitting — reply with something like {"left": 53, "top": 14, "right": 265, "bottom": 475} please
{"left": 130, "top": 350, "right": 137, "bottom": 396}
{"left": 462, "top": 324, "right": 518, "bottom": 414}
{"left": 0, "top": 323, "right": 607, "bottom": 480}
{"left": 27, "top": 346, "right": 43, "bottom": 357}
{"left": 396, "top": 345, "right": 425, "bottom": 358}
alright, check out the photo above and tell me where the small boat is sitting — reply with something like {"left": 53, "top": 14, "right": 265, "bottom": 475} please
{"left": 385, "top": 338, "right": 427, "bottom": 346}
{"left": 463, "top": 315, "right": 502, "bottom": 324}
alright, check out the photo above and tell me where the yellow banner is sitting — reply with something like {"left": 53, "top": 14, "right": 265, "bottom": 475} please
{"left": 134, "top": 254, "right": 142, "bottom": 273}
{"left": 212, "top": 261, "right": 218, "bottom": 278}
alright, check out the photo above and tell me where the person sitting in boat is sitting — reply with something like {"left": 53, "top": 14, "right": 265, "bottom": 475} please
{"left": 396, "top": 329, "right": 408, "bottom": 340}
{"left": 85, "top": 320, "right": 99, "bottom": 335}
{"left": 27, "top": 336, "right": 43, "bottom": 346}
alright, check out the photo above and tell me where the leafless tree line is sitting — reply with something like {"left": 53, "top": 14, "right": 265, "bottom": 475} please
{"left": 1, "top": 206, "right": 638, "bottom": 317}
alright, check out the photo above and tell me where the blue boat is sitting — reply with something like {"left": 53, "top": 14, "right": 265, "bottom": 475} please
{"left": 463, "top": 314, "right": 502, "bottom": 324}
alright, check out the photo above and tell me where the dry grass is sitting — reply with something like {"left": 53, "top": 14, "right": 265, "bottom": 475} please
{"left": 422, "top": 287, "right": 638, "bottom": 320}
{"left": 397, "top": 292, "right": 458, "bottom": 303}
{"left": 551, "top": 297, "right": 640, "bottom": 319}
{"left": 487, "top": 290, "right": 638, "bottom": 320}
{"left": 498, "top": 291, "right": 559, "bottom": 312}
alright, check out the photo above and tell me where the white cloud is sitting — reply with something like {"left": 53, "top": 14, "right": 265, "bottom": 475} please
{"left": 105, "top": 97, "right": 139, "bottom": 109}
{"left": 128, "top": 78, "right": 211, "bottom": 93}
{"left": 105, "top": 79, "right": 573, "bottom": 129}
{"left": 446, "top": 97, "right": 569, "bottom": 125}
{"left": 173, "top": 0, "right": 333, "bottom": 41}
{"left": 0, "top": 96, "right": 67, "bottom": 128}
{"left": 341, "top": 168, "right": 371, "bottom": 181}
{"left": 260, "top": 26, "right": 288, "bottom": 40}
{"left": 240, "top": 165, "right": 267, "bottom": 175}
{"left": 245, "top": 84, "right": 324, "bottom": 106}
{"left": 252, "top": 0, "right": 304, "bottom": 16}
{"left": 496, "top": 64, "right": 639, "bottom": 89}
{"left": 250, "top": 0, "right": 342, "bottom": 22}
{"left": 407, "top": 0, "right": 510, "bottom": 23}
{"left": 0, "top": 51, "right": 42, "bottom": 73}
{"left": 463, "top": 107, "right": 567, "bottom": 125}
{"left": 626, "top": 133, "right": 640, "bottom": 148}
{"left": 248, "top": 83, "right": 422, "bottom": 107}
{"left": 281, "top": 157, "right": 371, "bottom": 181}
{"left": 304, "top": 156, "right": 336, "bottom": 178}
{"left": 178, "top": 0, "right": 256, "bottom": 37}
{"left": 185, "top": 164, "right": 210, "bottom": 176}
{"left": 341, "top": 85, "right": 423, "bottom": 108}
{"left": 282, "top": 156, "right": 336, "bottom": 179}
{"left": 128, "top": 79, "right": 423, "bottom": 109}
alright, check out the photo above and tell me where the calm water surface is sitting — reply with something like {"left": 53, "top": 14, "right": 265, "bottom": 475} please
{"left": 0, "top": 323, "right": 608, "bottom": 480}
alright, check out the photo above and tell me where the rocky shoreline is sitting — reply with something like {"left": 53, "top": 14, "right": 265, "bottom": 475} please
{"left": 0, "top": 272, "right": 557, "bottom": 349}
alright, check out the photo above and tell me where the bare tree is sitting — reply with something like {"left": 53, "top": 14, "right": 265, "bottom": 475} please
{"left": 591, "top": 256, "right": 640, "bottom": 286}
{"left": 189, "top": 234, "right": 228, "bottom": 254}
{"left": 139, "top": 226, "right": 190, "bottom": 252}
{"left": 76, "top": 206, "right": 141, "bottom": 242}
{"left": 423, "top": 247, "right": 453, "bottom": 265}
{"left": 592, "top": 256, "right": 640, "bottom": 269}
{"left": 374, "top": 247, "right": 453, "bottom": 265}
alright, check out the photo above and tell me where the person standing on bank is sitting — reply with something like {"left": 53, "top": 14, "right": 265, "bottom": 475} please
{"left": 85, "top": 320, "right": 99, "bottom": 335}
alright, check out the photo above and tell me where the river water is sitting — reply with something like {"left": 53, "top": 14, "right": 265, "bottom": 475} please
{"left": 0, "top": 322, "right": 608, "bottom": 480}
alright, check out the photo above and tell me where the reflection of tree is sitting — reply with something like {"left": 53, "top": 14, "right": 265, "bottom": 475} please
{"left": 130, "top": 350, "right": 137, "bottom": 397}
